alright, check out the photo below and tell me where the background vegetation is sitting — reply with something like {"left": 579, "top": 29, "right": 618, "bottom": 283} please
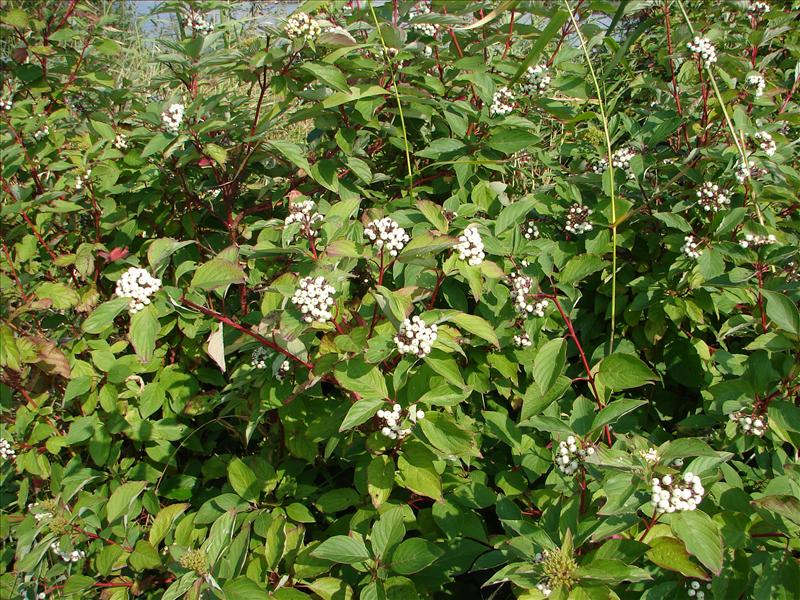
{"left": 1, "top": 1, "right": 798, "bottom": 599}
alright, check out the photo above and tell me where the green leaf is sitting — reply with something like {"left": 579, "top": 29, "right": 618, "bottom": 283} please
{"left": 645, "top": 536, "right": 709, "bottom": 579}
{"left": 299, "top": 62, "right": 350, "bottom": 93}
{"left": 334, "top": 359, "right": 388, "bottom": 400}
{"left": 228, "top": 458, "right": 261, "bottom": 502}
{"left": 495, "top": 198, "right": 535, "bottom": 235}
{"left": 223, "top": 577, "right": 270, "bottom": 600}
{"left": 389, "top": 538, "right": 443, "bottom": 574}
{"left": 597, "top": 353, "right": 658, "bottom": 391}
{"left": 559, "top": 254, "right": 608, "bottom": 285}
{"left": 591, "top": 399, "right": 647, "bottom": 433}
{"left": 141, "top": 132, "right": 172, "bottom": 157}
{"left": 149, "top": 503, "right": 189, "bottom": 546}
{"left": 268, "top": 140, "right": 311, "bottom": 173}
{"left": 129, "top": 540, "right": 161, "bottom": 571}
{"left": 751, "top": 495, "right": 800, "bottom": 527}
{"left": 576, "top": 558, "right": 651, "bottom": 583}
{"left": 107, "top": 481, "right": 147, "bottom": 523}
{"left": 367, "top": 455, "right": 394, "bottom": 509}
{"left": 533, "top": 338, "right": 567, "bottom": 392}
{"left": 340, "top": 398, "right": 384, "bottom": 431}
{"left": 312, "top": 535, "right": 371, "bottom": 564}
{"left": 82, "top": 297, "right": 130, "bottom": 333}
{"left": 512, "top": 10, "right": 569, "bottom": 82}
{"left": 762, "top": 290, "right": 799, "bottom": 335}
{"left": 371, "top": 507, "right": 406, "bottom": 559}
{"left": 130, "top": 304, "right": 159, "bottom": 363}
{"left": 659, "top": 438, "right": 719, "bottom": 464}
{"left": 190, "top": 258, "right": 246, "bottom": 290}
{"left": 36, "top": 282, "right": 80, "bottom": 309}
{"left": 447, "top": 313, "right": 500, "bottom": 348}
{"left": 670, "top": 510, "right": 724, "bottom": 574}
{"left": 423, "top": 350, "right": 465, "bottom": 388}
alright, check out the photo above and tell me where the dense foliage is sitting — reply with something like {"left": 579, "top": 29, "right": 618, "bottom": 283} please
{"left": 1, "top": 1, "right": 799, "bottom": 598}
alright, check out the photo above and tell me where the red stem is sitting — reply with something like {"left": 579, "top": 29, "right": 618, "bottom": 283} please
{"left": 501, "top": 11, "right": 516, "bottom": 60}
{"left": 755, "top": 264, "right": 768, "bottom": 333}
{"left": 2, "top": 243, "right": 28, "bottom": 302}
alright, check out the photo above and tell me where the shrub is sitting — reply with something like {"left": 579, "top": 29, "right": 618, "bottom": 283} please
{"left": 1, "top": 1, "right": 799, "bottom": 598}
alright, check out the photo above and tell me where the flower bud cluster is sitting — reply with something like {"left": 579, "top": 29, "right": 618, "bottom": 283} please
{"left": 186, "top": 11, "right": 213, "bottom": 36}
{"left": 251, "top": 347, "right": 268, "bottom": 369}
{"left": 408, "top": 2, "right": 437, "bottom": 37}
{"left": 520, "top": 64, "right": 551, "bottom": 95}
{"left": 162, "top": 103, "right": 184, "bottom": 133}
{"left": 739, "top": 232, "right": 776, "bottom": 248}
{"left": 0, "top": 438, "right": 15, "bottom": 461}
{"left": 285, "top": 12, "right": 321, "bottom": 42}
{"left": 681, "top": 235, "right": 701, "bottom": 259}
{"left": 746, "top": 74, "right": 765, "bottom": 97}
{"left": 364, "top": 217, "right": 410, "bottom": 257}
{"left": 754, "top": 131, "right": 776, "bottom": 156}
{"left": 284, "top": 199, "right": 324, "bottom": 237}
{"left": 490, "top": 86, "right": 515, "bottom": 116}
{"left": 113, "top": 134, "right": 128, "bottom": 150}
{"left": 729, "top": 411, "right": 767, "bottom": 436}
{"left": 686, "top": 580, "right": 712, "bottom": 599}
{"left": 747, "top": 1, "right": 770, "bottom": 18}
{"left": 179, "top": 549, "right": 208, "bottom": 575}
{"left": 650, "top": 472, "right": 705, "bottom": 513}
{"left": 0, "top": 98, "right": 11, "bottom": 111}
{"left": 521, "top": 220, "right": 539, "bottom": 240}
{"left": 292, "top": 276, "right": 336, "bottom": 323}
{"left": 565, "top": 204, "right": 593, "bottom": 235}
{"left": 75, "top": 169, "right": 91, "bottom": 191}
{"left": 34, "top": 126, "right": 49, "bottom": 140}
{"left": 394, "top": 315, "right": 438, "bottom": 357}
{"left": 687, "top": 36, "right": 717, "bottom": 65}
{"left": 456, "top": 225, "right": 486, "bottom": 265}
{"left": 50, "top": 542, "right": 85, "bottom": 563}
{"left": 555, "top": 435, "right": 595, "bottom": 475}
{"left": 696, "top": 182, "right": 730, "bottom": 212}
{"left": 115, "top": 267, "right": 162, "bottom": 314}
{"left": 513, "top": 332, "right": 532, "bottom": 348}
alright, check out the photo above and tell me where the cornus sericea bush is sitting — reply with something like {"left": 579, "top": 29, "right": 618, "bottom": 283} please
{"left": 687, "top": 35, "right": 718, "bottom": 64}
{"left": 114, "top": 267, "right": 162, "bottom": 314}
{"left": 696, "top": 181, "right": 731, "bottom": 212}
{"left": 394, "top": 315, "right": 438, "bottom": 357}
{"left": 364, "top": 217, "right": 409, "bottom": 257}
{"left": 1, "top": 2, "right": 798, "bottom": 599}
{"left": 291, "top": 276, "right": 335, "bottom": 323}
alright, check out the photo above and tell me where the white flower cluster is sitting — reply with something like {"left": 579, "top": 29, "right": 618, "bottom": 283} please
{"left": 729, "top": 411, "right": 767, "bottom": 437}
{"left": 687, "top": 36, "right": 717, "bottom": 65}
{"left": 522, "top": 220, "right": 539, "bottom": 240}
{"left": 696, "top": 182, "right": 730, "bottom": 212}
{"left": 513, "top": 332, "right": 532, "bottom": 348}
{"left": 292, "top": 276, "right": 335, "bottom": 323}
{"left": 650, "top": 472, "right": 705, "bottom": 513}
{"left": 113, "top": 134, "right": 128, "bottom": 150}
{"left": 377, "top": 403, "right": 425, "bottom": 440}
{"left": 739, "top": 232, "right": 776, "bottom": 248}
{"left": 364, "top": 217, "right": 410, "bottom": 257}
{"left": 681, "top": 235, "right": 701, "bottom": 259}
{"left": 75, "top": 169, "right": 91, "bottom": 191}
{"left": 186, "top": 11, "right": 214, "bottom": 36}
{"left": 115, "top": 267, "right": 162, "bottom": 314}
{"left": 276, "top": 359, "right": 291, "bottom": 381}
{"left": 508, "top": 273, "right": 548, "bottom": 317}
{"left": 610, "top": 146, "right": 636, "bottom": 170}
{"left": 394, "top": 315, "right": 438, "bottom": 357}
{"left": 0, "top": 438, "right": 15, "bottom": 461}
{"left": 408, "top": 2, "right": 437, "bottom": 37}
{"left": 565, "top": 204, "right": 593, "bottom": 235}
{"left": 490, "top": 86, "right": 515, "bottom": 116}
{"left": 0, "top": 98, "right": 11, "bottom": 111}
{"left": 284, "top": 199, "right": 324, "bottom": 238}
{"left": 641, "top": 447, "right": 660, "bottom": 464}
{"left": 520, "top": 64, "right": 551, "bottom": 95}
{"left": 251, "top": 347, "right": 268, "bottom": 369}
{"left": 536, "top": 581, "right": 552, "bottom": 598}
{"left": 686, "top": 580, "right": 712, "bottom": 599}
{"left": 555, "top": 435, "right": 595, "bottom": 475}
{"left": 162, "top": 103, "right": 184, "bottom": 134}
{"left": 285, "top": 12, "right": 321, "bottom": 42}
{"left": 754, "top": 131, "right": 776, "bottom": 156}
{"left": 456, "top": 225, "right": 485, "bottom": 266}
{"left": 747, "top": 1, "right": 770, "bottom": 17}
{"left": 746, "top": 74, "right": 765, "bottom": 97}
{"left": 50, "top": 542, "right": 85, "bottom": 563}
{"left": 34, "top": 126, "right": 49, "bottom": 140}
